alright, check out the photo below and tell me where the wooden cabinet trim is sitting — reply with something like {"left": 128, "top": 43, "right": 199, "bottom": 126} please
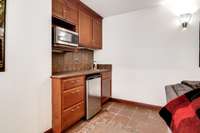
{"left": 52, "top": 78, "right": 62, "bottom": 133}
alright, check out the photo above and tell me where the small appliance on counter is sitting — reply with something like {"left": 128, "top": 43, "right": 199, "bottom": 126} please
{"left": 86, "top": 74, "right": 102, "bottom": 120}
{"left": 53, "top": 26, "right": 79, "bottom": 47}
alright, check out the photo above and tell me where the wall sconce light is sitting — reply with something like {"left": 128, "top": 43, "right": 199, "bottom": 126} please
{"left": 179, "top": 13, "right": 192, "bottom": 29}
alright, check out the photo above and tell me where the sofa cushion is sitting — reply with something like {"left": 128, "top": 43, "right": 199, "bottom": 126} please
{"left": 182, "top": 81, "right": 200, "bottom": 89}
{"left": 165, "top": 84, "right": 193, "bottom": 102}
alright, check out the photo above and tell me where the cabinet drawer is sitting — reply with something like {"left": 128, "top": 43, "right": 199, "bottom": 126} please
{"left": 62, "top": 102, "right": 85, "bottom": 130}
{"left": 62, "top": 76, "right": 84, "bottom": 90}
{"left": 62, "top": 86, "right": 84, "bottom": 110}
{"left": 102, "top": 72, "right": 111, "bottom": 79}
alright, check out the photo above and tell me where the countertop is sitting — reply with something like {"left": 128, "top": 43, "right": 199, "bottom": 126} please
{"left": 51, "top": 69, "right": 110, "bottom": 79}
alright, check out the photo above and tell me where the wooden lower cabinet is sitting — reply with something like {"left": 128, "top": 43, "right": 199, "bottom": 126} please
{"left": 62, "top": 86, "right": 84, "bottom": 110}
{"left": 52, "top": 71, "right": 112, "bottom": 132}
{"left": 101, "top": 71, "right": 112, "bottom": 105}
{"left": 62, "top": 102, "right": 85, "bottom": 130}
{"left": 52, "top": 76, "right": 85, "bottom": 133}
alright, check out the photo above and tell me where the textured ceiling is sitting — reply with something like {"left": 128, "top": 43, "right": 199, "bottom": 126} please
{"left": 80, "top": 0, "right": 164, "bottom": 17}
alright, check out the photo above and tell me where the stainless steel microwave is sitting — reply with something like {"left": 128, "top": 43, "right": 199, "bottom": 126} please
{"left": 53, "top": 26, "right": 79, "bottom": 47}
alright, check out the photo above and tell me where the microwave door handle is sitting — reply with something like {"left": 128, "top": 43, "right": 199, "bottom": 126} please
{"left": 58, "top": 36, "right": 68, "bottom": 42}
{"left": 59, "top": 38, "right": 69, "bottom": 43}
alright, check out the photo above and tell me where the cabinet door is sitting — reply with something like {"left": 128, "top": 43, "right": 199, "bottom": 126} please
{"left": 93, "top": 17, "right": 102, "bottom": 49}
{"left": 79, "top": 7, "right": 93, "bottom": 48}
{"left": 102, "top": 78, "right": 111, "bottom": 104}
{"left": 52, "top": 0, "right": 63, "bottom": 18}
{"left": 62, "top": 102, "right": 85, "bottom": 130}
{"left": 63, "top": 0, "right": 78, "bottom": 25}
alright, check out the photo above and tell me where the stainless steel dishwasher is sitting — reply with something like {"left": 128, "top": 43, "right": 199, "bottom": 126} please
{"left": 86, "top": 74, "right": 102, "bottom": 120}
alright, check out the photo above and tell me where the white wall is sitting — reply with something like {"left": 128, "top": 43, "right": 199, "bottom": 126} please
{"left": 0, "top": 0, "right": 51, "bottom": 133}
{"left": 95, "top": 6, "right": 200, "bottom": 106}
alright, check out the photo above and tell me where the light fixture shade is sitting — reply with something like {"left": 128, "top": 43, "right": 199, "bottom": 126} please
{"left": 179, "top": 13, "right": 192, "bottom": 28}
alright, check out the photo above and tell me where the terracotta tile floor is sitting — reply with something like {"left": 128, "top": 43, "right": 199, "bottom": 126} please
{"left": 66, "top": 102, "right": 168, "bottom": 133}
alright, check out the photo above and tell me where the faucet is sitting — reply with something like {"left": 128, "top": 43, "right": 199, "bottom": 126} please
{"left": 93, "top": 60, "right": 97, "bottom": 70}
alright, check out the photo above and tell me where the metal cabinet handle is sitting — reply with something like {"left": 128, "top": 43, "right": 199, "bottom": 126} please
{"left": 71, "top": 106, "right": 80, "bottom": 112}
{"left": 76, "top": 90, "right": 80, "bottom": 93}
{"left": 70, "top": 89, "right": 80, "bottom": 94}
{"left": 71, "top": 80, "right": 77, "bottom": 84}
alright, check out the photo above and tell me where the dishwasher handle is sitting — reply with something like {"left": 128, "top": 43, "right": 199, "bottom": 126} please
{"left": 86, "top": 74, "right": 101, "bottom": 80}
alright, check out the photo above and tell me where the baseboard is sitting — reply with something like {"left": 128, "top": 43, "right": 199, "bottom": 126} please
{"left": 110, "top": 98, "right": 162, "bottom": 110}
{"left": 45, "top": 99, "right": 161, "bottom": 133}
{"left": 44, "top": 128, "right": 53, "bottom": 133}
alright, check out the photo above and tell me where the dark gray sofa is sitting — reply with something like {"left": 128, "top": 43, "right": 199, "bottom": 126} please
{"left": 165, "top": 83, "right": 193, "bottom": 102}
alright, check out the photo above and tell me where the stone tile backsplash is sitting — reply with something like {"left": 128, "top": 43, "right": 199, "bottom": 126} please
{"left": 52, "top": 50, "right": 93, "bottom": 74}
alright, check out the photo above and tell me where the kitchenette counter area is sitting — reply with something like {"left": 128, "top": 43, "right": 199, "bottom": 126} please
{"left": 51, "top": 0, "right": 109, "bottom": 131}
{"left": 51, "top": 69, "right": 110, "bottom": 79}
{"left": 51, "top": 65, "right": 112, "bottom": 133}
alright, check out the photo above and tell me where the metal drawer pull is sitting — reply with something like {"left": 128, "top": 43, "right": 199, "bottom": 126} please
{"left": 76, "top": 90, "right": 81, "bottom": 93}
{"left": 70, "top": 90, "right": 81, "bottom": 94}
{"left": 71, "top": 106, "right": 80, "bottom": 112}
{"left": 71, "top": 80, "right": 77, "bottom": 84}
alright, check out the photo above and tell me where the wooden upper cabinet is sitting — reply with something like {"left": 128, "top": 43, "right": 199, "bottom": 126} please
{"left": 93, "top": 16, "right": 102, "bottom": 49}
{"left": 78, "top": 2, "right": 103, "bottom": 49}
{"left": 52, "top": 0, "right": 79, "bottom": 26}
{"left": 52, "top": 0, "right": 103, "bottom": 49}
{"left": 79, "top": 6, "right": 93, "bottom": 48}
{"left": 63, "top": 0, "right": 78, "bottom": 25}
{"left": 52, "top": 0, "right": 64, "bottom": 19}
